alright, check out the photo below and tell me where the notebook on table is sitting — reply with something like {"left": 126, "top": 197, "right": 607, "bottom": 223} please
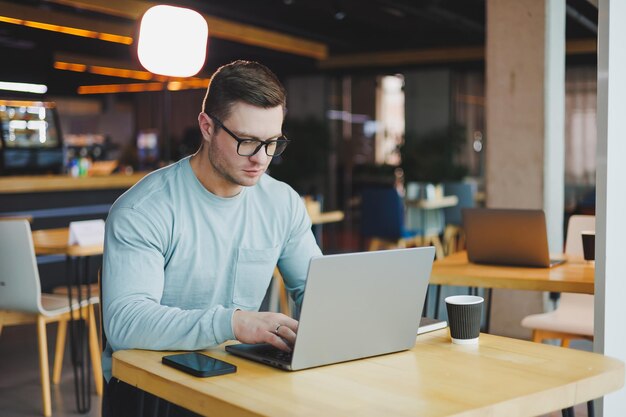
{"left": 418, "top": 317, "right": 448, "bottom": 335}
{"left": 226, "top": 247, "right": 436, "bottom": 371}
{"left": 462, "top": 208, "right": 565, "bottom": 268}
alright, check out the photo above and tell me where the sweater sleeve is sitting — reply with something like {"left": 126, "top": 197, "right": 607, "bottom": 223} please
{"left": 102, "top": 207, "right": 236, "bottom": 354}
{"left": 277, "top": 191, "right": 323, "bottom": 312}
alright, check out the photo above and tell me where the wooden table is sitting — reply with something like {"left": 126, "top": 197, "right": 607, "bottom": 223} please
{"left": 405, "top": 195, "right": 458, "bottom": 209}
{"left": 431, "top": 251, "right": 595, "bottom": 294}
{"left": 32, "top": 227, "right": 103, "bottom": 257}
{"left": 307, "top": 209, "right": 344, "bottom": 252}
{"left": 308, "top": 210, "right": 344, "bottom": 225}
{"left": 429, "top": 251, "right": 595, "bottom": 329}
{"left": 112, "top": 330, "right": 624, "bottom": 417}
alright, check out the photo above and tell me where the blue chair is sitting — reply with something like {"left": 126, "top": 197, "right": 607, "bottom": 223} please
{"left": 442, "top": 181, "right": 477, "bottom": 254}
{"left": 360, "top": 187, "right": 419, "bottom": 251}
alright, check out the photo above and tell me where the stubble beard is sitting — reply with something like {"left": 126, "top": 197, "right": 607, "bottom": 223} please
{"left": 207, "top": 141, "right": 262, "bottom": 188}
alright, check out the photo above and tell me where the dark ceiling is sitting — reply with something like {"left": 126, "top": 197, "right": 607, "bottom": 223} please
{"left": 0, "top": 0, "right": 598, "bottom": 96}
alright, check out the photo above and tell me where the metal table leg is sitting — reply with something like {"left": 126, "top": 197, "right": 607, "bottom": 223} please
{"left": 65, "top": 255, "right": 92, "bottom": 413}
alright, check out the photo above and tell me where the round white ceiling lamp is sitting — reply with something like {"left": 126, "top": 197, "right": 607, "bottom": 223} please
{"left": 137, "top": 5, "right": 209, "bottom": 77}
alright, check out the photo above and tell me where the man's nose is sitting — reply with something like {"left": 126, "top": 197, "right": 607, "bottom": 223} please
{"left": 250, "top": 147, "right": 270, "bottom": 164}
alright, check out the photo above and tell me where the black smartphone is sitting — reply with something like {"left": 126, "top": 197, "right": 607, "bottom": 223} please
{"left": 162, "top": 352, "right": 237, "bottom": 377}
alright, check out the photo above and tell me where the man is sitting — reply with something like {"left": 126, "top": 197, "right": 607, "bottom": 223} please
{"left": 102, "top": 60, "right": 322, "bottom": 416}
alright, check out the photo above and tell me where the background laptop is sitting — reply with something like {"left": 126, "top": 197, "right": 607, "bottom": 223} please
{"left": 462, "top": 208, "right": 564, "bottom": 268}
{"left": 226, "top": 247, "right": 435, "bottom": 371}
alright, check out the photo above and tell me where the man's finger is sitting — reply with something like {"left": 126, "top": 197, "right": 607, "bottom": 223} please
{"left": 267, "top": 333, "right": 292, "bottom": 352}
{"left": 272, "top": 316, "right": 298, "bottom": 333}
{"left": 278, "top": 327, "right": 297, "bottom": 345}
{"left": 283, "top": 317, "right": 299, "bottom": 332}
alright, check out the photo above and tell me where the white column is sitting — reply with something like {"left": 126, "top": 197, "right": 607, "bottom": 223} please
{"left": 543, "top": 0, "right": 566, "bottom": 254}
{"left": 485, "top": 0, "right": 565, "bottom": 338}
{"left": 595, "top": 0, "right": 626, "bottom": 415}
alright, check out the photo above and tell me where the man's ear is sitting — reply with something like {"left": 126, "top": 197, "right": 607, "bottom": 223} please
{"left": 198, "top": 112, "right": 213, "bottom": 139}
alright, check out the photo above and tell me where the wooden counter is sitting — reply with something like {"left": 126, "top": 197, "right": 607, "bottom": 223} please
{"left": 0, "top": 172, "right": 148, "bottom": 194}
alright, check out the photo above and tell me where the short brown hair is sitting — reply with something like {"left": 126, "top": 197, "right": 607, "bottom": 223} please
{"left": 201, "top": 60, "right": 286, "bottom": 122}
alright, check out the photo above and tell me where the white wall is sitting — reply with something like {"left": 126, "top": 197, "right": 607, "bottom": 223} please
{"left": 595, "top": 0, "right": 626, "bottom": 414}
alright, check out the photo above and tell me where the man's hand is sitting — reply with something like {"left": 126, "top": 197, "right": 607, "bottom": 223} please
{"left": 232, "top": 311, "right": 298, "bottom": 352}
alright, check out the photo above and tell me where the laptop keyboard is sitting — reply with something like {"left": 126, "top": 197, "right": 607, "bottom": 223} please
{"left": 258, "top": 345, "right": 293, "bottom": 363}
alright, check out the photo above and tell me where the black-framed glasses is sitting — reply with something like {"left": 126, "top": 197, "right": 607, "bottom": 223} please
{"left": 207, "top": 113, "right": 290, "bottom": 157}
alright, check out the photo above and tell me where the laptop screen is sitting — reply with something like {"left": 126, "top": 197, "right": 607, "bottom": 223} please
{"left": 462, "top": 208, "right": 554, "bottom": 268}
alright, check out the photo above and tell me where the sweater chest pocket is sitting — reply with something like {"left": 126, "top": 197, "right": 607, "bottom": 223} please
{"left": 233, "top": 247, "right": 280, "bottom": 309}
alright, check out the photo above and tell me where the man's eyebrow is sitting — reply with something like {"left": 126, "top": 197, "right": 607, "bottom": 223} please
{"left": 231, "top": 129, "right": 283, "bottom": 141}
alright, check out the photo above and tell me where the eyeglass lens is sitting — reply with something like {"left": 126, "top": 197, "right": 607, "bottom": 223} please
{"left": 238, "top": 139, "right": 288, "bottom": 156}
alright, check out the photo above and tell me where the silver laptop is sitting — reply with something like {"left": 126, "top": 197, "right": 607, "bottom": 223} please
{"left": 462, "top": 208, "right": 565, "bottom": 268}
{"left": 225, "top": 247, "right": 435, "bottom": 371}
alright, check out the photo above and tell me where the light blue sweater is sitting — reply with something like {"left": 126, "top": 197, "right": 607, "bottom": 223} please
{"left": 102, "top": 157, "right": 321, "bottom": 380}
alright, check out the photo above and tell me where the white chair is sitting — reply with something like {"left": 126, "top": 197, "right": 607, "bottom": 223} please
{"left": 521, "top": 215, "right": 595, "bottom": 347}
{"left": 0, "top": 220, "right": 102, "bottom": 417}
